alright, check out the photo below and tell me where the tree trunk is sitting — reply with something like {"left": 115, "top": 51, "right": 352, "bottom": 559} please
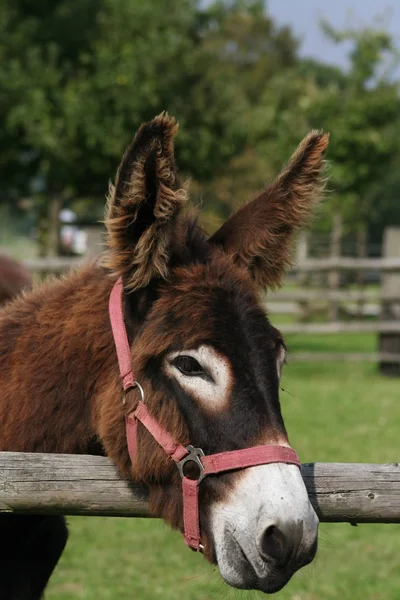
{"left": 379, "top": 227, "right": 400, "bottom": 376}
{"left": 47, "top": 196, "right": 61, "bottom": 257}
{"left": 355, "top": 225, "right": 367, "bottom": 317}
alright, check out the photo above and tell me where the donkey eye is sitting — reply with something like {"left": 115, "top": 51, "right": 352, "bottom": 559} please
{"left": 172, "top": 355, "right": 206, "bottom": 377}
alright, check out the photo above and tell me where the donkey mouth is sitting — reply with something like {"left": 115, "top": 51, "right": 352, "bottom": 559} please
{"left": 214, "top": 520, "right": 318, "bottom": 594}
{"left": 216, "top": 535, "right": 297, "bottom": 594}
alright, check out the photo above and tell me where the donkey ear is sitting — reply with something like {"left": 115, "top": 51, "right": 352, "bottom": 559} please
{"left": 210, "top": 131, "right": 329, "bottom": 289}
{"left": 104, "top": 113, "right": 187, "bottom": 291}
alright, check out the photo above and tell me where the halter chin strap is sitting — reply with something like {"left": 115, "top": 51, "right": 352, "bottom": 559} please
{"left": 109, "top": 277, "right": 301, "bottom": 551}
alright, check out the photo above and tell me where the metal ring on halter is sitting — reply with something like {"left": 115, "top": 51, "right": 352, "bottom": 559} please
{"left": 122, "top": 381, "right": 145, "bottom": 405}
{"left": 176, "top": 445, "right": 206, "bottom": 483}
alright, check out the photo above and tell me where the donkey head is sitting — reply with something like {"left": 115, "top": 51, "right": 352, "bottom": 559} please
{"left": 103, "top": 114, "right": 328, "bottom": 593}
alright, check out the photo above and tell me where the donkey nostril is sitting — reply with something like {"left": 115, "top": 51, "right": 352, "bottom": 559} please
{"left": 259, "top": 524, "right": 291, "bottom": 568}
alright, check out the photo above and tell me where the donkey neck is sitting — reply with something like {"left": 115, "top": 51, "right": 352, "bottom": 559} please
{"left": 0, "top": 266, "right": 127, "bottom": 454}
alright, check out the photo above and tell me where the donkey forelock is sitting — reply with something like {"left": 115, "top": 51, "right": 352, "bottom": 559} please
{"left": 0, "top": 112, "right": 328, "bottom": 595}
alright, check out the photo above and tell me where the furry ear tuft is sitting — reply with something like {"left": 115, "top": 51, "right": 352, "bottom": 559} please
{"left": 103, "top": 113, "right": 187, "bottom": 291}
{"left": 210, "top": 130, "right": 329, "bottom": 289}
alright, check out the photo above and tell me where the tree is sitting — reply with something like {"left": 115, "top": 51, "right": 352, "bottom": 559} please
{"left": 190, "top": 0, "right": 302, "bottom": 226}
{"left": 304, "top": 23, "right": 400, "bottom": 248}
{"left": 0, "top": 0, "right": 104, "bottom": 253}
{"left": 0, "top": 0, "right": 251, "bottom": 253}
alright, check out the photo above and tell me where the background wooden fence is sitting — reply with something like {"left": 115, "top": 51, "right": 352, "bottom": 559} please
{"left": 1, "top": 452, "right": 400, "bottom": 524}
{"left": 23, "top": 254, "right": 400, "bottom": 330}
{"left": 21, "top": 227, "right": 400, "bottom": 370}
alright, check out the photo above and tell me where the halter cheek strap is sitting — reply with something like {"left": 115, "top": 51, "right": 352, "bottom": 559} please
{"left": 109, "top": 278, "right": 135, "bottom": 391}
{"left": 109, "top": 277, "right": 301, "bottom": 551}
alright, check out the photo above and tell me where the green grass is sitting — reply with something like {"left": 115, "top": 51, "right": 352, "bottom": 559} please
{"left": 285, "top": 332, "right": 376, "bottom": 354}
{"left": 46, "top": 353, "right": 400, "bottom": 600}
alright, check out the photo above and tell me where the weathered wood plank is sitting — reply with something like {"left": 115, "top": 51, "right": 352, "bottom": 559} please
{"left": 292, "top": 258, "right": 400, "bottom": 272}
{"left": 280, "top": 321, "right": 400, "bottom": 334}
{"left": 23, "top": 258, "right": 84, "bottom": 273}
{"left": 289, "top": 352, "right": 400, "bottom": 363}
{"left": 302, "top": 462, "right": 400, "bottom": 523}
{"left": 0, "top": 453, "right": 399, "bottom": 523}
{"left": 267, "top": 290, "right": 381, "bottom": 302}
{"left": 0, "top": 453, "right": 149, "bottom": 517}
{"left": 23, "top": 257, "right": 400, "bottom": 275}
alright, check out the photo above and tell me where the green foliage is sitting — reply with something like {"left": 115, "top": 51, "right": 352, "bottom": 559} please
{"left": 189, "top": 2, "right": 301, "bottom": 224}
{"left": 0, "top": 0, "right": 259, "bottom": 200}
{"left": 2, "top": 2, "right": 400, "bottom": 247}
{"left": 304, "top": 24, "right": 400, "bottom": 235}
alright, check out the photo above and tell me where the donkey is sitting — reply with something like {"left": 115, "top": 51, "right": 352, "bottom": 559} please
{"left": 0, "top": 113, "right": 329, "bottom": 598}
{"left": 0, "top": 254, "right": 31, "bottom": 306}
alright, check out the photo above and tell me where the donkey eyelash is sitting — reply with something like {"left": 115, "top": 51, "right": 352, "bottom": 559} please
{"left": 173, "top": 355, "right": 203, "bottom": 374}
{"left": 171, "top": 355, "right": 213, "bottom": 382}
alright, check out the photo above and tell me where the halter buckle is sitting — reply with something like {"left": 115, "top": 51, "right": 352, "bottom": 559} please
{"left": 176, "top": 445, "right": 205, "bottom": 483}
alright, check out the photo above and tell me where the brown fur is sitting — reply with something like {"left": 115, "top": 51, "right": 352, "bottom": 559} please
{"left": 0, "top": 267, "right": 116, "bottom": 453}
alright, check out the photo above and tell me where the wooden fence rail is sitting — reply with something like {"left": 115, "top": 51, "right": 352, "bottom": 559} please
{"left": 1, "top": 453, "right": 400, "bottom": 524}
{"left": 23, "top": 258, "right": 84, "bottom": 273}
{"left": 268, "top": 290, "right": 381, "bottom": 302}
{"left": 289, "top": 352, "right": 400, "bottom": 363}
{"left": 19, "top": 256, "right": 400, "bottom": 366}
{"left": 280, "top": 321, "right": 400, "bottom": 335}
{"left": 21, "top": 257, "right": 400, "bottom": 274}
{"left": 291, "top": 257, "right": 400, "bottom": 272}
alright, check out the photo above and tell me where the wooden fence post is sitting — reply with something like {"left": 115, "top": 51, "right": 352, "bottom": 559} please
{"left": 328, "top": 211, "right": 342, "bottom": 321}
{"left": 296, "top": 232, "right": 310, "bottom": 321}
{"left": 355, "top": 225, "right": 368, "bottom": 317}
{"left": 379, "top": 227, "right": 400, "bottom": 376}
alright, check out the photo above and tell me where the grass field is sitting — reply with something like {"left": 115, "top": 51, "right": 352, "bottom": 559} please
{"left": 45, "top": 331, "right": 400, "bottom": 600}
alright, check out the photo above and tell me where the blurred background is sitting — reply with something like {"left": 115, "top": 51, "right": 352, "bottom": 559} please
{"left": 2, "top": 1, "right": 400, "bottom": 599}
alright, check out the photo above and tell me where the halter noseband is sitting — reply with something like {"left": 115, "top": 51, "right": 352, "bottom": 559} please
{"left": 109, "top": 277, "right": 301, "bottom": 551}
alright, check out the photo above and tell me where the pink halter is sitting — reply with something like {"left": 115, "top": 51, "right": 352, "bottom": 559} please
{"left": 109, "top": 277, "right": 301, "bottom": 551}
